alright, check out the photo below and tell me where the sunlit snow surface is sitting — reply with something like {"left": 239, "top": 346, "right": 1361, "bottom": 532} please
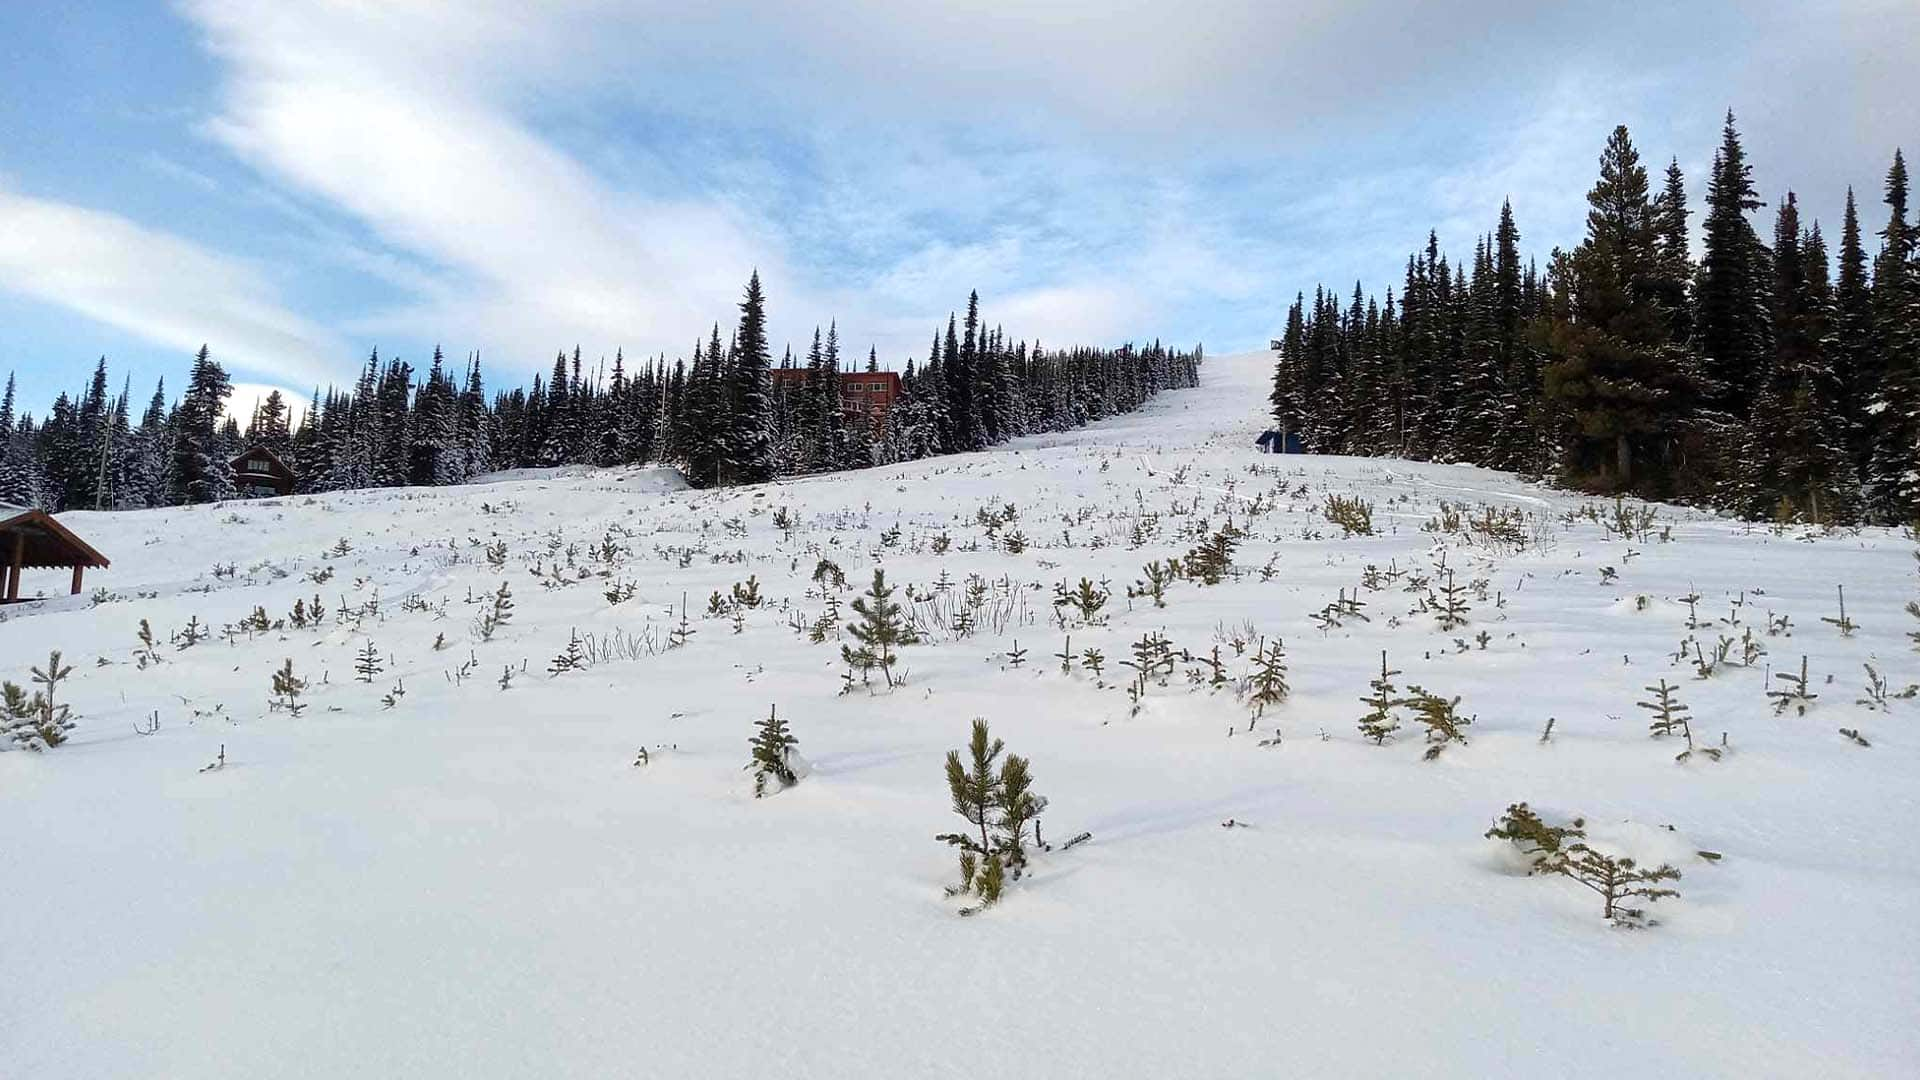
{"left": 4, "top": 352, "right": 1915, "bottom": 1078}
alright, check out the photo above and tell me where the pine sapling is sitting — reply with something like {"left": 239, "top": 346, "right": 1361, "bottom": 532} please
{"left": 1485, "top": 803, "right": 1586, "bottom": 873}
{"left": 1543, "top": 843, "right": 1682, "bottom": 927}
{"left": 747, "top": 704, "right": 800, "bottom": 797}
{"left": 135, "top": 619, "right": 162, "bottom": 668}
{"left": 1357, "top": 650, "right": 1403, "bottom": 745}
{"left": 271, "top": 658, "right": 308, "bottom": 716}
{"left": 843, "top": 569, "right": 913, "bottom": 689}
{"left": 1245, "top": 637, "right": 1290, "bottom": 717}
{"left": 355, "top": 641, "right": 385, "bottom": 683}
{"left": 1404, "top": 686, "right": 1471, "bottom": 760}
{"left": 1430, "top": 567, "right": 1471, "bottom": 630}
{"left": 548, "top": 630, "right": 587, "bottom": 675}
{"left": 25, "top": 651, "right": 77, "bottom": 748}
{"left": 1857, "top": 664, "right": 1891, "bottom": 712}
{"left": 1767, "top": 655, "right": 1818, "bottom": 715}
{"left": 938, "top": 719, "right": 1049, "bottom": 913}
{"left": 1819, "top": 585, "right": 1858, "bottom": 636}
{"left": 1638, "top": 679, "right": 1690, "bottom": 738}
{"left": 1322, "top": 493, "right": 1375, "bottom": 536}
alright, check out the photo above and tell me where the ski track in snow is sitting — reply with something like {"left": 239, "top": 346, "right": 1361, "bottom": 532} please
{"left": 3, "top": 351, "right": 1917, "bottom": 1079}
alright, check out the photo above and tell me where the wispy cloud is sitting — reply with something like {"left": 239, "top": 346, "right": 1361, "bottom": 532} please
{"left": 0, "top": 185, "right": 346, "bottom": 385}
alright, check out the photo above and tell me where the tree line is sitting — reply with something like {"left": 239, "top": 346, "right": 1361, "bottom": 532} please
{"left": 0, "top": 276, "right": 1200, "bottom": 509}
{"left": 1270, "top": 112, "right": 1918, "bottom": 526}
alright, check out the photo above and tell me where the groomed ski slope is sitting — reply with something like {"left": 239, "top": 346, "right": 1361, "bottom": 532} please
{"left": 4, "top": 350, "right": 1916, "bottom": 1079}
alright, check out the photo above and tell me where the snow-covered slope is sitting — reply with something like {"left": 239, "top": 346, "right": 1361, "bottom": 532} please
{"left": 4, "top": 351, "right": 1916, "bottom": 1079}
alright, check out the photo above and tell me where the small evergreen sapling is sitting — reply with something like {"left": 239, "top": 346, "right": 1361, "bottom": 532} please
{"left": 747, "top": 704, "right": 801, "bottom": 797}
{"left": 1818, "top": 585, "right": 1858, "bottom": 636}
{"left": 0, "top": 651, "right": 79, "bottom": 750}
{"left": 1357, "top": 651, "right": 1403, "bottom": 745}
{"left": 1545, "top": 843, "right": 1682, "bottom": 928}
{"left": 135, "top": 619, "right": 163, "bottom": 668}
{"left": 1245, "top": 637, "right": 1290, "bottom": 717}
{"left": 938, "top": 719, "right": 1049, "bottom": 914}
{"left": 1485, "top": 803, "right": 1586, "bottom": 873}
{"left": 843, "top": 569, "right": 914, "bottom": 689}
{"left": 355, "top": 641, "right": 385, "bottom": 683}
{"left": 1404, "top": 686, "right": 1471, "bottom": 760}
{"left": 548, "top": 630, "right": 587, "bottom": 675}
{"left": 270, "top": 659, "right": 308, "bottom": 716}
{"left": 1768, "top": 655, "right": 1818, "bottom": 715}
{"left": 1638, "top": 679, "right": 1689, "bottom": 737}
{"left": 1429, "top": 567, "right": 1472, "bottom": 630}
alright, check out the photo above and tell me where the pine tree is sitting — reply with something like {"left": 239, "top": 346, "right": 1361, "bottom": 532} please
{"left": 747, "top": 704, "right": 800, "bottom": 797}
{"left": 1696, "top": 111, "right": 1773, "bottom": 421}
{"left": 1831, "top": 188, "right": 1878, "bottom": 477}
{"left": 1543, "top": 125, "right": 1689, "bottom": 494}
{"left": 842, "top": 569, "right": 914, "bottom": 688}
{"left": 937, "top": 719, "right": 1047, "bottom": 909}
{"left": 1867, "top": 150, "right": 1920, "bottom": 524}
{"left": 169, "top": 345, "right": 234, "bottom": 504}
{"left": 727, "top": 271, "right": 775, "bottom": 485}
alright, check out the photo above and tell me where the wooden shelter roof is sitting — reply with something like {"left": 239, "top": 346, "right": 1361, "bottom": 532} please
{"left": 0, "top": 509, "right": 112, "bottom": 570}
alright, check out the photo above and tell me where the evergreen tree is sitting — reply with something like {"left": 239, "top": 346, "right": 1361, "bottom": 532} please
{"left": 1696, "top": 111, "right": 1773, "bottom": 419}
{"left": 1867, "top": 150, "right": 1920, "bottom": 523}
{"left": 169, "top": 345, "right": 235, "bottom": 504}
{"left": 1542, "top": 125, "right": 1688, "bottom": 493}
{"left": 728, "top": 271, "right": 775, "bottom": 485}
{"left": 1830, "top": 188, "right": 1877, "bottom": 476}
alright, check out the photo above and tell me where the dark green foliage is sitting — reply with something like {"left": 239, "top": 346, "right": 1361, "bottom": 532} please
{"left": 1267, "top": 117, "right": 1917, "bottom": 524}
{"left": 747, "top": 704, "right": 799, "bottom": 797}
{"left": 0, "top": 289, "right": 1198, "bottom": 509}
{"left": 842, "top": 569, "right": 914, "bottom": 689}
{"left": 938, "top": 719, "right": 1049, "bottom": 911}
{"left": 1541, "top": 125, "right": 1692, "bottom": 494}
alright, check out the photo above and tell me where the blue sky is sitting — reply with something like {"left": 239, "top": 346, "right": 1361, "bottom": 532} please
{"left": 1, "top": 1, "right": 1913, "bottom": 419}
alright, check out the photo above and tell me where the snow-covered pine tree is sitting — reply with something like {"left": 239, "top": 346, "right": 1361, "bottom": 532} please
{"left": 727, "top": 271, "right": 775, "bottom": 486}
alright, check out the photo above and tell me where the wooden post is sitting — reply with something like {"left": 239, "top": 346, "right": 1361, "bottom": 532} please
{"left": 71, "top": 564, "right": 85, "bottom": 596}
{"left": 6, "top": 531, "right": 22, "bottom": 601}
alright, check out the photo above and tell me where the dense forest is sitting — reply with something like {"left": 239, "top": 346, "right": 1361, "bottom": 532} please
{"left": 0, "top": 277, "right": 1200, "bottom": 509}
{"left": 1270, "top": 113, "right": 1918, "bottom": 526}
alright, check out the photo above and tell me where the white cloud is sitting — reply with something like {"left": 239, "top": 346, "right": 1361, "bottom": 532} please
{"left": 0, "top": 186, "right": 347, "bottom": 386}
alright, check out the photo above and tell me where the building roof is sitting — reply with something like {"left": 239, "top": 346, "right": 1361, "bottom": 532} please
{"left": 0, "top": 509, "right": 112, "bottom": 570}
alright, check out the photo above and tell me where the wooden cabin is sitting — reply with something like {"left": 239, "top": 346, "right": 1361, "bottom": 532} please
{"left": 0, "top": 506, "right": 111, "bottom": 602}
{"left": 768, "top": 370, "right": 903, "bottom": 423}
{"left": 231, "top": 444, "right": 297, "bottom": 497}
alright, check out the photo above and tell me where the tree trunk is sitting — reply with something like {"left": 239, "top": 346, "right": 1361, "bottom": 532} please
{"left": 1615, "top": 434, "right": 1633, "bottom": 489}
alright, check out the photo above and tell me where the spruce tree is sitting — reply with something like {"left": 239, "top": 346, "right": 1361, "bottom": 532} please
{"left": 1831, "top": 188, "right": 1878, "bottom": 477}
{"left": 842, "top": 569, "right": 914, "bottom": 688}
{"left": 728, "top": 271, "right": 775, "bottom": 485}
{"left": 1696, "top": 111, "right": 1773, "bottom": 421}
{"left": 747, "top": 704, "right": 800, "bottom": 797}
{"left": 1542, "top": 125, "right": 1688, "bottom": 493}
{"left": 1867, "top": 151, "right": 1920, "bottom": 524}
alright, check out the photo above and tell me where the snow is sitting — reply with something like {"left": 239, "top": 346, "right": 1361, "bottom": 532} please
{"left": 4, "top": 351, "right": 1917, "bottom": 1078}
